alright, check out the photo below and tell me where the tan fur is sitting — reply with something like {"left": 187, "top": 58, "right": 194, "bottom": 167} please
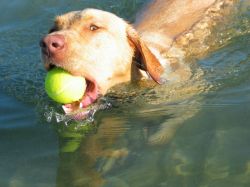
{"left": 42, "top": 8, "right": 169, "bottom": 98}
{"left": 42, "top": 1, "right": 234, "bottom": 98}
{"left": 41, "top": 0, "right": 236, "bottom": 143}
{"left": 48, "top": 1, "right": 237, "bottom": 186}
{"left": 41, "top": 0, "right": 236, "bottom": 139}
{"left": 44, "top": 9, "right": 135, "bottom": 95}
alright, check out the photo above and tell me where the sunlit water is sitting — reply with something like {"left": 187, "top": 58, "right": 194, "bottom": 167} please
{"left": 0, "top": 0, "right": 250, "bottom": 187}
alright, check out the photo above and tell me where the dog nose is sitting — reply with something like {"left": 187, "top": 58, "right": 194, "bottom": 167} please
{"left": 40, "top": 34, "right": 65, "bottom": 55}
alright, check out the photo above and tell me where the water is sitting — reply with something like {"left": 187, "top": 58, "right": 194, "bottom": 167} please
{"left": 0, "top": 0, "right": 250, "bottom": 187}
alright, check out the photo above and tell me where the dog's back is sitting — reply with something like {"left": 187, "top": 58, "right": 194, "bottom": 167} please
{"left": 133, "top": 0, "right": 235, "bottom": 82}
{"left": 136, "top": 0, "right": 234, "bottom": 49}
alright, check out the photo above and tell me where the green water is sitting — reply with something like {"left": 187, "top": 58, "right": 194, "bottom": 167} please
{"left": 0, "top": 0, "right": 250, "bottom": 187}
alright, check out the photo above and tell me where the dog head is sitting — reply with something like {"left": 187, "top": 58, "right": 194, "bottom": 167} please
{"left": 40, "top": 9, "right": 163, "bottom": 113}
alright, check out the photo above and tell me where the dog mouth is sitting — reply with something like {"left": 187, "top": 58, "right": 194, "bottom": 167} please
{"left": 62, "top": 77, "right": 101, "bottom": 114}
{"left": 45, "top": 63, "right": 101, "bottom": 114}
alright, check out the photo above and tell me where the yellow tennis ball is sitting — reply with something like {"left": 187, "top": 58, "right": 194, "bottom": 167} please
{"left": 45, "top": 68, "right": 86, "bottom": 104}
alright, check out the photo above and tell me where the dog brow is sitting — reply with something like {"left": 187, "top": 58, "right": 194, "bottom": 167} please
{"left": 69, "top": 12, "right": 82, "bottom": 26}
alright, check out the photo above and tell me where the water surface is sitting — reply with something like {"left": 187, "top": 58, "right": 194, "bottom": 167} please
{"left": 0, "top": 0, "right": 250, "bottom": 187}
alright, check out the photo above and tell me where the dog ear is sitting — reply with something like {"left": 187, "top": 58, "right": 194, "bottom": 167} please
{"left": 126, "top": 25, "right": 164, "bottom": 84}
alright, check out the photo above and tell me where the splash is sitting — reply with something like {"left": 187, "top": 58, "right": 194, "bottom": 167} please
{"left": 44, "top": 98, "right": 112, "bottom": 125}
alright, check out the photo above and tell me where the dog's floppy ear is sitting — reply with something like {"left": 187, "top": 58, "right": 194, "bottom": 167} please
{"left": 126, "top": 25, "right": 164, "bottom": 84}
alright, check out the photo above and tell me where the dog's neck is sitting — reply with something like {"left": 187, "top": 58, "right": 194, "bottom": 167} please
{"left": 138, "top": 32, "right": 192, "bottom": 82}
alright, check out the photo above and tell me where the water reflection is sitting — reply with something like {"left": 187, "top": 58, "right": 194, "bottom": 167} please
{"left": 0, "top": 0, "right": 249, "bottom": 186}
{"left": 56, "top": 113, "right": 132, "bottom": 187}
{"left": 54, "top": 80, "right": 204, "bottom": 187}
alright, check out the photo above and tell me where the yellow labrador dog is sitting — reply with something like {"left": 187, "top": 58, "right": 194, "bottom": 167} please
{"left": 40, "top": 0, "right": 234, "bottom": 111}
{"left": 40, "top": 0, "right": 234, "bottom": 141}
{"left": 41, "top": 0, "right": 236, "bottom": 186}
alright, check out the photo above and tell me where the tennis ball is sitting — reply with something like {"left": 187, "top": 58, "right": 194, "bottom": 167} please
{"left": 45, "top": 68, "right": 86, "bottom": 104}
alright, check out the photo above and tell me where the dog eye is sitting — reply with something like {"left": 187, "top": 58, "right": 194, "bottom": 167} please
{"left": 89, "top": 24, "right": 99, "bottom": 31}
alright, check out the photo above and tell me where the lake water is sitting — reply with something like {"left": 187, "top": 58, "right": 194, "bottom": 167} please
{"left": 0, "top": 0, "right": 250, "bottom": 187}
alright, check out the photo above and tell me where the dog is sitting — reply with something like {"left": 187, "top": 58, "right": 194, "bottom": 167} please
{"left": 40, "top": 0, "right": 234, "bottom": 111}
{"left": 40, "top": 0, "right": 235, "bottom": 186}
{"left": 40, "top": 0, "right": 234, "bottom": 141}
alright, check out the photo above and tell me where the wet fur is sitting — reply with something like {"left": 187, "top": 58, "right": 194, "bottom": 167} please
{"left": 43, "top": 0, "right": 236, "bottom": 186}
